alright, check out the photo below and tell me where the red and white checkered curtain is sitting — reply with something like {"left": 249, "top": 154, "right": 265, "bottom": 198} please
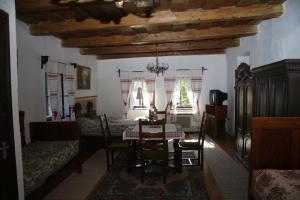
{"left": 64, "top": 65, "right": 76, "bottom": 120}
{"left": 120, "top": 79, "right": 132, "bottom": 118}
{"left": 191, "top": 77, "right": 203, "bottom": 114}
{"left": 46, "top": 62, "right": 60, "bottom": 121}
{"left": 145, "top": 79, "right": 155, "bottom": 108}
{"left": 164, "top": 77, "right": 176, "bottom": 109}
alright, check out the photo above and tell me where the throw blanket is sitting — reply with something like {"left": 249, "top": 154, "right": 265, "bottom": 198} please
{"left": 251, "top": 169, "right": 300, "bottom": 200}
{"left": 77, "top": 116, "right": 136, "bottom": 137}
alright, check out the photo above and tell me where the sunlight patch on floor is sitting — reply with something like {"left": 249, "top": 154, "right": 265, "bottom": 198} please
{"left": 204, "top": 140, "right": 215, "bottom": 149}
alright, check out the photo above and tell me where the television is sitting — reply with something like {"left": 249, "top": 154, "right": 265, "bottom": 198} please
{"left": 209, "top": 90, "right": 227, "bottom": 105}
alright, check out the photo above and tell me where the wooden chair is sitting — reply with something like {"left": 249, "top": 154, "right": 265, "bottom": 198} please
{"left": 156, "top": 109, "right": 167, "bottom": 120}
{"left": 139, "top": 119, "right": 168, "bottom": 184}
{"left": 99, "top": 114, "right": 132, "bottom": 172}
{"left": 177, "top": 112, "right": 207, "bottom": 172}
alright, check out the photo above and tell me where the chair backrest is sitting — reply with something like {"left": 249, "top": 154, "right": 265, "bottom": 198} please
{"left": 138, "top": 119, "right": 167, "bottom": 152}
{"left": 103, "top": 114, "right": 112, "bottom": 139}
{"left": 98, "top": 114, "right": 112, "bottom": 146}
{"left": 156, "top": 109, "right": 167, "bottom": 120}
{"left": 98, "top": 115, "right": 108, "bottom": 147}
{"left": 198, "top": 112, "right": 207, "bottom": 146}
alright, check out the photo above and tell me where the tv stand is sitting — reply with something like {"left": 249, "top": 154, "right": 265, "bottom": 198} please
{"left": 205, "top": 105, "right": 227, "bottom": 138}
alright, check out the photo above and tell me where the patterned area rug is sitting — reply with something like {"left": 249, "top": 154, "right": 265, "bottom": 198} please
{"left": 89, "top": 152, "right": 208, "bottom": 200}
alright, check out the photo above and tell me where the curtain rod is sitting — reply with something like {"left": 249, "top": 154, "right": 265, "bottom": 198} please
{"left": 41, "top": 55, "right": 77, "bottom": 69}
{"left": 117, "top": 67, "right": 207, "bottom": 78}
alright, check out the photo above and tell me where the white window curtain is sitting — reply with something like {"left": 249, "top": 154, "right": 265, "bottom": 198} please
{"left": 120, "top": 79, "right": 132, "bottom": 118}
{"left": 46, "top": 62, "right": 76, "bottom": 121}
{"left": 164, "top": 77, "right": 176, "bottom": 109}
{"left": 46, "top": 62, "right": 59, "bottom": 120}
{"left": 191, "top": 77, "right": 203, "bottom": 114}
{"left": 64, "top": 64, "right": 76, "bottom": 120}
{"left": 145, "top": 79, "right": 155, "bottom": 108}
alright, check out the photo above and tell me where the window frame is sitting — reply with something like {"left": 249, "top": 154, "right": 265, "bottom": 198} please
{"left": 176, "top": 79, "right": 192, "bottom": 110}
{"left": 45, "top": 73, "right": 70, "bottom": 121}
{"left": 130, "top": 79, "right": 149, "bottom": 110}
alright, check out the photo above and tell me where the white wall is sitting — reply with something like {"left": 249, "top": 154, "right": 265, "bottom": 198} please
{"left": 97, "top": 55, "right": 227, "bottom": 119}
{"left": 0, "top": 0, "right": 24, "bottom": 199}
{"left": 17, "top": 20, "right": 98, "bottom": 143}
{"left": 226, "top": 0, "right": 300, "bottom": 135}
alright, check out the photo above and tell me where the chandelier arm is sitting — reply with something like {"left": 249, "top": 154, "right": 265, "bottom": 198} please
{"left": 146, "top": 43, "right": 168, "bottom": 76}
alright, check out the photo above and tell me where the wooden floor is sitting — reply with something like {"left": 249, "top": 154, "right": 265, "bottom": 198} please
{"left": 211, "top": 134, "right": 248, "bottom": 169}
{"left": 43, "top": 134, "right": 245, "bottom": 200}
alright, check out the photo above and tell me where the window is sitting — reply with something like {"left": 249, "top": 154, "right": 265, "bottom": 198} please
{"left": 45, "top": 73, "right": 70, "bottom": 120}
{"left": 177, "top": 79, "right": 192, "bottom": 109}
{"left": 129, "top": 79, "right": 149, "bottom": 110}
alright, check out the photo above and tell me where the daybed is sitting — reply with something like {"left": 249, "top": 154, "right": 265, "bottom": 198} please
{"left": 22, "top": 121, "right": 82, "bottom": 200}
{"left": 77, "top": 116, "right": 136, "bottom": 137}
{"left": 74, "top": 96, "right": 136, "bottom": 149}
{"left": 77, "top": 115, "right": 136, "bottom": 149}
{"left": 250, "top": 117, "right": 300, "bottom": 200}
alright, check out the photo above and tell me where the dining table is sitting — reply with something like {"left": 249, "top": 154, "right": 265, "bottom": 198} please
{"left": 123, "top": 122, "right": 185, "bottom": 172}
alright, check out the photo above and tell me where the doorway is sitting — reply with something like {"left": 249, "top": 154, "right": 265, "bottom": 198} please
{"left": 0, "top": 9, "right": 19, "bottom": 200}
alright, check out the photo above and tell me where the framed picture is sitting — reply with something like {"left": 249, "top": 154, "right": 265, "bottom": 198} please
{"left": 77, "top": 65, "right": 91, "bottom": 89}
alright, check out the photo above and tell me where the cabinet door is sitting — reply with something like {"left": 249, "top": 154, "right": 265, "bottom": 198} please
{"left": 235, "top": 81, "right": 245, "bottom": 156}
{"left": 0, "top": 10, "right": 19, "bottom": 200}
{"left": 243, "top": 78, "right": 254, "bottom": 159}
{"left": 236, "top": 133, "right": 244, "bottom": 157}
{"left": 236, "top": 82, "right": 244, "bottom": 131}
{"left": 256, "top": 77, "right": 269, "bottom": 116}
{"left": 270, "top": 76, "right": 288, "bottom": 116}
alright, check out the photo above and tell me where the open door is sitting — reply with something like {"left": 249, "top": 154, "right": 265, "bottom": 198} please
{"left": 0, "top": 9, "right": 19, "bottom": 200}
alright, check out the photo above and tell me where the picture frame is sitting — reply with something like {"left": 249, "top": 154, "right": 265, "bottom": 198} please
{"left": 77, "top": 65, "right": 91, "bottom": 89}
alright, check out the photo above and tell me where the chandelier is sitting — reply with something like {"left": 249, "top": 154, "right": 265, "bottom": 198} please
{"left": 146, "top": 44, "right": 169, "bottom": 76}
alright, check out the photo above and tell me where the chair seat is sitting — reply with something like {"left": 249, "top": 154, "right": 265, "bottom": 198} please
{"left": 143, "top": 149, "right": 166, "bottom": 160}
{"left": 108, "top": 142, "right": 129, "bottom": 150}
{"left": 179, "top": 140, "right": 201, "bottom": 148}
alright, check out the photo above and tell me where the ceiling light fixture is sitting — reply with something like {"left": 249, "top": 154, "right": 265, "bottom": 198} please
{"left": 146, "top": 44, "right": 169, "bottom": 76}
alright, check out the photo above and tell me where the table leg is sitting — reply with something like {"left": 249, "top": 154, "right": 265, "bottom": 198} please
{"left": 173, "top": 139, "right": 181, "bottom": 172}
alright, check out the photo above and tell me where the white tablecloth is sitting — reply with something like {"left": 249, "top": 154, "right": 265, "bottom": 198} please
{"left": 123, "top": 123, "right": 185, "bottom": 140}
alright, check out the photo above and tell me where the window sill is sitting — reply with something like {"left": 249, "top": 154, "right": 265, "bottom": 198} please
{"left": 133, "top": 106, "right": 148, "bottom": 110}
{"left": 175, "top": 108, "right": 194, "bottom": 115}
{"left": 176, "top": 112, "right": 194, "bottom": 115}
{"left": 176, "top": 106, "right": 192, "bottom": 110}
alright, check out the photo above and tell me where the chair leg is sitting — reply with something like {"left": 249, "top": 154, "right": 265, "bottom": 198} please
{"left": 178, "top": 149, "right": 182, "bottom": 173}
{"left": 163, "top": 156, "right": 167, "bottom": 184}
{"left": 111, "top": 151, "right": 114, "bottom": 166}
{"left": 127, "top": 149, "right": 132, "bottom": 173}
{"left": 198, "top": 149, "right": 201, "bottom": 166}
{"left": 141, "top": 159, "right": 145, "bottom": 183}
{"left": 106, "top": 149, "right": 110, "bottom": 171}
{"left": 200, "top": 149, "right": 204, "bottom": 170}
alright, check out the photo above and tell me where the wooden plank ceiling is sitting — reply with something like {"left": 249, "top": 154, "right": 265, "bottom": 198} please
{"left": 16, "top": 0, "right": 285, "bottom": 60}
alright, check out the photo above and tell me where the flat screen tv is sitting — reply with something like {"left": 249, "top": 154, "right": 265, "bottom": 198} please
{"left": 209, "top": 90, "right": 227, "bottom": 105}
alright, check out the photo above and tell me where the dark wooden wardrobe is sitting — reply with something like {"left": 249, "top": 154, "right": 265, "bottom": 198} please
{"left": 253, "top": 59, "right": 300, "bottom": 117}
{"left": 235, "top": 63, "right": 254, "bottom": 162}
{"left": 235, "top": 59, "right": 300, "bottom": 165}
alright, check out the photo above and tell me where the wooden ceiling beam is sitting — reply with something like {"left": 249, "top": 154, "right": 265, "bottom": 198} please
{"left": 30, "top": 4, "right": 282, "bottom": 36}
{"left": 97, "top": 49, "right": 225, "bottom": 59}
{"left": 63, "top": 25, "right": 256, "bottom": 47}
{"left": 81, "top": 39, "right": 239, "bottom": 55}
{"left": 237, "top": 0, "right": 285, "bottom": 7}
{"left": 202, "top": 0, "right": 238, "bottom": 9}
{"left": 16, "top": 0, "right": 67, "bottom": 13}
{"left": 171, "top": 0, "right": 190, "bottom": 12}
